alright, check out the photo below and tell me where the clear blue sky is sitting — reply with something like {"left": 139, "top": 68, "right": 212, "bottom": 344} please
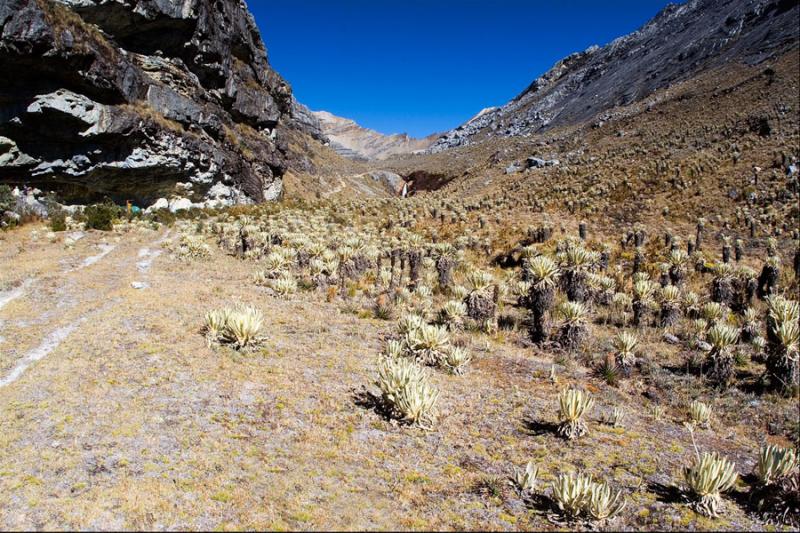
{"left": 248, "top": 1, "right": 672, "bottom": 137}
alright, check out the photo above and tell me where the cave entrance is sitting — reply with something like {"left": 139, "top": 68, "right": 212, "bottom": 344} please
{"left": 402, "top": 170, "right": 455, "bottom": 195}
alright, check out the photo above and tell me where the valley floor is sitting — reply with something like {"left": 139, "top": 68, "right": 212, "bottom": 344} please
{"left": 0, "top": 221, "right": 796, "bottom": 531}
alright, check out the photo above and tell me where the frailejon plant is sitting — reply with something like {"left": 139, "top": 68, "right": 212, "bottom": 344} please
{"left": 752, "top": 444, "right": 800, "bottom": 526}
{"left": 557, "top": 243, "right": 594, "bottom": 302}
{"left": 741, "top": 307, "right": 761, "bottom": 343}
{"left": 383, "top": 339, "right": 405, "bottom": 359}
{"left": 603, "top": 406, "right": 625, "bottom": 428}
{"left": 684, "top": 291, "right": 701, "bottom": 318}
{"left": 204, "top": 307, "right": 232, "bottom": 346}
{"left": 556, "top": 301, "right": 589, "bottom": 351}
{"left": 270, "top": 272, "right": 298, "bottom": 298}
{"left": 632, "top": 279, "right": 655, "bottom": 327}
{"left": 756, "top": 445, "right": 798, "bottom": 486}
{"left": 405, "top": 323, "right": 450, "bottom": 365}
{"left": 765, "top": 296, "right": 800, "bottom": 390}
{"left": 688, "top": 400, "right": 712, "bottom": 428}
{"left": 705, "top": 324, "right": 740, "bottom": 387}
{"left": 221, "top": 305, "right": 264, "bottom": 349}
{"left": 463, "top": 268, "right": 497, "bottom": 329}
{"left": 701, "top": 301, "right": 726, "bottom": 326}
{"left": 525, "top": 255, "right": 561, "bottom": 343}
{"left": 682, "top": 451, "right": 738, "bottom": 518}
{"left": 376, "top": 356, "right": 439, "bottom": 429}
{"left": 440, "top": 345, "right": 472, "bottom": 375}
{"left": 511, "top": 460, "right": 539, "bottom": 493}
{"left": 551, "top": 471, "right": 593, "bottom": 519}
{"left": 557, "top": 388, "right": 594, "bottom": 440}
{"left": 660, "top": 285, "right": 682, "bottom": 328}
{"left": 551, "top": 471, "right": 626, "bottom": 523}
{"left": 438, "top": 300, "right": 467, "bottom": 330}
{"left": 613, "top": 331, "right": 638, "bottom": 369}
{"left": 585, "top": 480, "right": 626, "bottom": 521}
{"left": 204, "top": 305, "right": 264, "bottom": 350}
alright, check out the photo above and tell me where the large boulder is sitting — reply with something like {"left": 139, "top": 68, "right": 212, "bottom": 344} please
{"left": 0, "top": 0, "right": 298, "bottom": 206}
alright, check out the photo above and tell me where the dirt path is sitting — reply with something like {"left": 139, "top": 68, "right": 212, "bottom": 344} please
{"left": 0, "top": 278, "right": 34, "bottom": 311}
{"left": 0, "top": 229, "right": 170, "bottom": 387}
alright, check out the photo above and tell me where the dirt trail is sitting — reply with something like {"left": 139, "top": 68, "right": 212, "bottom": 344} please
{"left": 65, "top": 242, "right": 117, "bottom": 273}
{"left": 0, "top": 278, "right": 34, "bottom": 311}
{"left": 0, "top": 322, "right": 82, "bottom": 387}
{"left": 0, "top": 229, "right": 170, "bottom": 387}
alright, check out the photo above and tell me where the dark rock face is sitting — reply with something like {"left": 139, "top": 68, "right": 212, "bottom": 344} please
{"left": 0, "top": 0, "right": 296, "bottom": 205}
{"left": 288, "top": 97, "right": 327, "bottom": 143}
{"left": 429, "top": 0, "right": 800, "bottom": 152}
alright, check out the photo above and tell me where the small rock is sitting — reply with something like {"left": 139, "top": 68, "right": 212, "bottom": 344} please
{"left": 168, "top": 197, "right": 193, "bottom": 212}
{"left": 525, "top": 156, "right": 560, "bottom": 169}
{"left": 526, "top": 156, "right": 546, "bottom": 168}
{"left": 147, "top": 198, "right": 169, "bottom": 213}
{"left": 131, "top": 281, "right": 149, "bottom": 290}
{"left": 696, "top": 341, "right": 712, "bottom": 352}
{"left": 663, "top": 333, "right": 681, "bottom": 345}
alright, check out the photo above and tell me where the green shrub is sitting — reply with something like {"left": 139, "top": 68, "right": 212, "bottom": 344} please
{"left": 0, "top": 185, "right": 18, "bottom": 228}
{"left": 49, "top": 209, "right": 67, "bottom": 232}
{"left": 0, "top": 185, "right": 13, "bottom": 212}
{"left": 147, "top": 208, "right": 176, "bottom": 226}
{"left": 83, "top": 200, "right": 119, "bottom": 231}
{"left": 43, "top": 193, "right": 67, "bottom": 232}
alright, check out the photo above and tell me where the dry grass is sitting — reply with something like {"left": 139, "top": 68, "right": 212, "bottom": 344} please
{"left": 0, "top": 209, "right": 796, "bottom": 530}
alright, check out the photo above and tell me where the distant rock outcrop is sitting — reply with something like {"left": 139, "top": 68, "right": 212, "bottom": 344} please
{"left": 289, "top": 98, "right": 327, "bottom": 143}
{"left": 0, "top": 0, "right": 300, "bottom": 206}
{"left": 429, "top": 0, "right": 799, "bottom": 152}
{"left": 313, "top": 110, "right": 437, "bottom": 161}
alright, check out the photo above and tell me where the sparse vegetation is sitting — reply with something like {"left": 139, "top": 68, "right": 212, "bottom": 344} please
{"left": 0, "top": 13, "right": 797, "bottom": 530}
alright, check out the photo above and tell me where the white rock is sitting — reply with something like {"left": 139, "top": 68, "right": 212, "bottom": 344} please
{"left": 168, "top": 197, "right": 193, "bottom": 212}
{"left": 262, "top": 179, "right": 283, "bottom": 201}
{"left": 146, "top": 198, "right": 169, "bottom": 213}
{"left": 206, "top": 181, "right": 233, "bottom": 200}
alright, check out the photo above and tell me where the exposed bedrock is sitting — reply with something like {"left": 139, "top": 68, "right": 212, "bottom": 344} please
{"left": 0, "top": 0, "right": 299, "bottom": 205}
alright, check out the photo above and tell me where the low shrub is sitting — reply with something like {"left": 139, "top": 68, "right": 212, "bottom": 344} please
{"left": 83, "top": 200, "right": 120, "bottom": 231}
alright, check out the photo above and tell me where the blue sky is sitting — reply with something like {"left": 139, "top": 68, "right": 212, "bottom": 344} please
{"left": 249, "top": 1, "right": 672, "bottom": 137}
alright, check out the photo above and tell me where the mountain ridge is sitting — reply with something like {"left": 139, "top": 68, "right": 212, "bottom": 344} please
{"left": 312, "top": 110, "right": 438, "bottom": 161}
{"left": 428, "top": 0, "right": 799, "bottom": 153}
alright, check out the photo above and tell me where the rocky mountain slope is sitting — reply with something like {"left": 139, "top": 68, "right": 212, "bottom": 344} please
{"left": 0, "top": 0, "right": 299, "bottom": 206}
{"left": 429, "top": 0, "right": 799, "bottom": 152}
{"left": 313, "top": 110, "right": 437, "bottom": 161}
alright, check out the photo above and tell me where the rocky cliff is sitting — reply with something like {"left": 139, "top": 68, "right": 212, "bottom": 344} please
{"left": 313, "top": 110, "right": 437, "bottom": 161}
{"left": 0, "top": 0, "right": 297, "bottom": 206}
{"left": 429, "top": 0, "right": 799, "bottom": 152}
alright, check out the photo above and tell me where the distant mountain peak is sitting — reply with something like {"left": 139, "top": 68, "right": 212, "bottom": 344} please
{"left": 312, "top": 111, "right": 437, "bottom": 161}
